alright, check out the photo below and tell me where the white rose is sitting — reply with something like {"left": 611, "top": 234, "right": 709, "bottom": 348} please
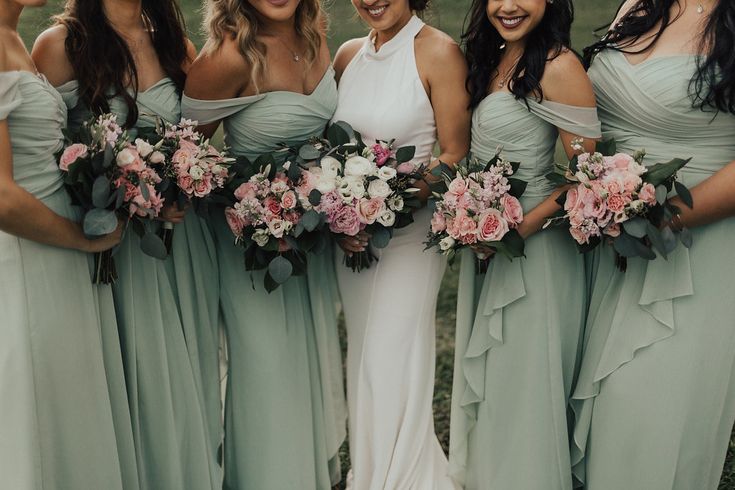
{"left": 149, "top": 151, "right": 166, "bottom": 164}
{"left": 189, "top": 165, "right": 205, "bottom": 180}
{"left": 439, "top": 236, "right": 455, "bottom": 251}
{"left": 349, "top": 179, "right": 366, "bottom": 199}
{"left": 344, "top": 156, "right": 373, "bottom": 177}
{"left": 252, "top": 229, "right": 270, "bottom": 247}
{"left": 387, "top": 195, "right": 404, "bottom": 211}
{"left": 316, "top": 177, "right": 336, "bottom": 194}
{"left": 368, "top": 179, "right": 392, "bottom": 199}
{"left": 627, "top": 160, "right": 648, "bottom": 176}
{"left": 376, "top": 209, "right": 396, "bottom": 227}
{"left": 378, "top": 166, "right": 397, "bottom": 181}
{"left": 320, "top": 156, "right": 342, "bottom": 179}
{"left": 116, "top": 148, "right": 136, "bottom": 167}
{"left": 267, "top": 219, "right": 288, "bottom": 238}
{"left": 135, "top": 138, "right": 154, "bottom": 158}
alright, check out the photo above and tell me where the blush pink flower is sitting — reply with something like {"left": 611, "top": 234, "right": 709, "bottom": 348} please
{"left": 193, "top": 177, "right": 213, "bottom": 198}
{"left": 448, "top": 177, "right": 468, "bottom": 196}
{"left": 501, "top": 195, "right": 524, "bottom": 228}
{"left": 263, "top": 196, "right": 282, "bottom": 217}
{"left": 234, "top": 182, "right": 258, "bottom": 201}
{"left": 280, "top": 190, "right": 298, "bottom": 210}
{"left": 639, "top": 182, "right": 657, "bottom": 205}
{"left": 59, "top": 143, "right": 88, "bottom": 171}
{"left": 477, "top": 208, "right": 509, "bottom": 242}
{"left": 606, "top": 193, "right": 627, "bottom": 213}
{"left": 431, "top": 211, "right": 447, "bottom": 233}
{"left": 356, "top": 197, "right": 386, "bottom": 225}
{"left": 329, "top": 205, "right": 361, "bottom": 236}
{"left": 372, "top": 143, "right": 394, "bottom": 167}
{"left": 225, "top": 208, "right": 247, "bottom": 237}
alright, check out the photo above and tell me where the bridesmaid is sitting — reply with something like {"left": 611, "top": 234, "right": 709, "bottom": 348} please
{"left": 447, "top": 1, "right": 600, "bottom": 489}
{"left": 32, "top": 1, "right": 222, "bottom": 489}
{"left": 182, "top": 0, "right": 346, "bottom": 488}
{"left": 332, "top": 1, "right": 470, "bottom": 488}
{"left": 571, "top": 1, "right": 735, "bottom": 488}
{"left": 0, "top": 0, "right": 128, "bottom": 488}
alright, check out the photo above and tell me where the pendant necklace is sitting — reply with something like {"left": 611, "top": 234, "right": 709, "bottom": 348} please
{"left": 278, "top": 37, "right": 303, "bottom": 63}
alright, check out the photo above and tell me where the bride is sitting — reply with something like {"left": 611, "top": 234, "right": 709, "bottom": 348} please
{"left": 332, "top": 0, "right": 471, "bottom": 488}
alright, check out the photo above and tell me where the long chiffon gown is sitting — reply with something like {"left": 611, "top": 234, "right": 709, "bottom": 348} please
{"left": 58, "top": 78, "right": 222, "bottom": 490}
{"left": 0, "top": 70, "right": 128, "bottom": 490}
{"left": 448, "top": 93, "right": 601, "bottom": 489}
{"left": 331, "top": 16, "right": 456, "bottom": 490}
{"left": 571, "top": 50, "right": 735, "bottom": 489}
{"left": 182, "top": 66, "right": 347, "bottom": 490}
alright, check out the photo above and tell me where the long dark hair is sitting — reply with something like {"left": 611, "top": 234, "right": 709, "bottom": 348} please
{"left": 57, "top": 0, "right": 189, "bottom": 128}
{"left": 583, "top": 0, "right": 735, "bottom": 113}
{"left": 462, "top": 0, "right": 574, "bottom": 109}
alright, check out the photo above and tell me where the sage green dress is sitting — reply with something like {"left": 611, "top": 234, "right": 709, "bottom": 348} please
{"left": 0, "top": 71, "right": 127, "bottom": 489}
{"left": 571, "top": 50, "right": 735, "bottom": 489}
{"left": 58, "top": 78, "right": 222, "bottom": 490}
{"left": 182, "top": 66, "right": 347, "bottom": 490}
{"left": 448, "top": 93, "right": 601, "bottom": 489}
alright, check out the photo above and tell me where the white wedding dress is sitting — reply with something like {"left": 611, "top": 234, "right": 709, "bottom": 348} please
{"left": 333, "top": 15, "right": 457, "bottom": 490}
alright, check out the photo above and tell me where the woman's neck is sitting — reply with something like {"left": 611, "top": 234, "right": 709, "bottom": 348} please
{"left": 103, "top": 0, "right": 144, "bottom": 33}
{"left": 373, "top": 10, "right": 414, "bottom": 51}
{"left": 0, "top": 1, "right": 23, "bottom": 31}
{"left": 257, "top": 14, "right": 298, "bottom": 40}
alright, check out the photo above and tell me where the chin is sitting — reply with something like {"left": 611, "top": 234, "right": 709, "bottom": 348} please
{"left": 250, "top": 0, "right": 301, "bottom": 23}
{"left": 353, "top": 1, "right": 411, "bottom": 33}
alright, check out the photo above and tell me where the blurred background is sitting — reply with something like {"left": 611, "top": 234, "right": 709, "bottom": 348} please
{"left": 16, "top": 0, "right": 735, "bottom": 487}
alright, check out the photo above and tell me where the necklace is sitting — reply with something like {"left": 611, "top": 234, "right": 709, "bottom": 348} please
{"left": 497, "top": 53, "right": 523, "bottom": 89}
{"left": 277, "top": 37, "right": 303, "bottom": 63}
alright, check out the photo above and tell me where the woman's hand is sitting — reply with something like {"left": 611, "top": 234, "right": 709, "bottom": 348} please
{"left": 470, "top": 243, "right": 496, "bottom": 260}
{"left": 83, "top": 219, "right": 125, "bottom": 253}
{"left": 338, "top": 231, "right": 370, "bottom": 257}
{"left": 158, "top": 202, "right": 189, "bottom": 224}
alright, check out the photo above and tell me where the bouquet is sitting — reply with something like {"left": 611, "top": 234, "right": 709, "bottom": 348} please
{"left": 59, "top": 114, "right": 167, "bottom": 283}
{"left": 138, "top": 119, "right": 233, "bottom": 252}
{"left": 545, "top": 139, "right": 693, "bottom": 270}
{"left": 299, "top": 121, "right": 424, "bottom": 272}
{"left": 224, "top": 152, "right": 328, "bottom": 292}
{"left": 425, "top": 152, "right": 527, "bottom": 267}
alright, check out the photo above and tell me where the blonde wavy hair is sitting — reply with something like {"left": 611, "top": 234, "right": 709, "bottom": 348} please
{"left": 204, "top": 0, "right": 325, "bottom": 91}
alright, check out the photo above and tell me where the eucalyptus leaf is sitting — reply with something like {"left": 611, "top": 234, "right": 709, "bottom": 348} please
{"left": 268, "top": 255, "right": 293, "bottom": 284}
{"left": 622, "top": 218, "right": 648, "bottom": 238}
{"left": 655, "top": 185, "right": 668, "bottom": 205}
{"left": 645, "top": 158, "right": 690, "bottom": 187}
{"left": 299, "top": 144, "right": 321, "bottom": 161}
{"left": 83, "top": 208, "right": 118, "bottom": 236}
{"left": 660, "top": 225, "right": 678, "bottom": 254}
{"left": 679, "top": 227, "right": 693, "bottom": 248}
{"left": 301, "top": 209, "right": 321, "bottom": 232}
{"left": 309, "top": 189, "right": 322, "bottom": 207}
{"left": 103, "top": 144, "right": 114, "bottom": 169}
{"left": 371, "top": 227, "right": 391, "bottom": 249}
{"left": 507, "top": 178, "right": 527, "bottom": 198}
{"left": 92, "top": 175, "right": 111, "bottom": 208}
{"left": 140, "top": 232, "right": 168, "bottom": 260}
{"left": 646, "top": 222, "right": 668, "bottom": 259}
{"left": 140, "top": 182, "right": 150, "bottom": 200}
{"left": 674, "top": 181, "right": 693, "bottom": 209}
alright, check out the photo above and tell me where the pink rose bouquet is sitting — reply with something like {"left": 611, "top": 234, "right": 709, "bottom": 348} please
{"left": 58, "top": 114, "right": 167, "bottom": 283}
{"left": 425, "top": 153, "right": 527, "bottom": 264}
{"left": 545, "top": 138, "right": 693, "bottom": 270}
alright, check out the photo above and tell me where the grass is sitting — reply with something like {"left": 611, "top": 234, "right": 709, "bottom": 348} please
{"left": 16, "top": 1, "right": 735, "bottom": 488}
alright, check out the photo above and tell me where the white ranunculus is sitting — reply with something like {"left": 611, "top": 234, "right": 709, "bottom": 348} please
{"left": 116, "top": 148, "right": 137, "bottom": 167}
{"left": 149, "top": 151, "right": 165, "bottom": 164}
{"left": 439, "top": 236, "right": 456, "bottom": 251}
{"left": 387, "top": 195, "right": 404, "bottom": 211}
{"left": 189, "top": 165, "right": 205, "bottom": 180}
{"left": 344, "top": 155, "right": 373, "bottom": 177}
{"left": 349, "top": 179, "right": 366, "bottom": 199}
{"left": 252, "top": 229, "right": 270, "bottom": 247}
{"left": 368, "top": 179, "right": 392, "bottom": 199}
{"left": 377, "top": 166, "right": 397, "bottom": 181}
{"left": 267, "top": 219, "right": 288, "bottom": 238}
{"left": 135, "top": 138, "right": 154, "bottom": 158}
{"left": 376, "top": 209, "right": 396, "bottom": 227}
{"left": 320, "top": 156, "right": 342, "bottom": 179}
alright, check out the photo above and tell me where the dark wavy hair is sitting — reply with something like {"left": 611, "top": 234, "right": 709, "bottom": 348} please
{"left": 410, "top": 0, "right": 430, "bottom": 12}
{"left": 462, "top": 0, "right": 574, "bottom": 109}
{"left": 56, "top": 0, "right": 189, "bottom": 128}
{"left": 583, "top": 0, "right": 735, "bottom": 113}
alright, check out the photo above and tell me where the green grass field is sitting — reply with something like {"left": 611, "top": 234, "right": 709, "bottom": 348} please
{"left": 16, "top": 1, "right": 735, "bottom": 488}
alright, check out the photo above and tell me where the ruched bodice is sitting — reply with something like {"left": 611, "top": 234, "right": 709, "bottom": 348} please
{"left": 472, "top": 93, "right": 601, "bottom": 203}
{"left": 182, "top": 67, "right": 337, "bottom": 160}
{"left": 1, "top": 71, "right": 67, "bottom": 200}
{"left": 589, "top": 50, "right": 735, "bottom": 186}
{"left": 58, "top": 77, "right": 181, "bottom": 134}
{"left": 332, "top": 15, "right": 436, "bottom": 168}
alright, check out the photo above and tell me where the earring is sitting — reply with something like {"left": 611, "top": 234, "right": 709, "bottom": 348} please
{"left": 547, "top": 0, "right": 554, "bottom": 3}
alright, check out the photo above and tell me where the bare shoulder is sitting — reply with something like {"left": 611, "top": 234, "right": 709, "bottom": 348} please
{"left": 541, "top": 48, "right": 595, "bottom": 107}
{"left": 415, "top": 25, "right": 467, "bottom": 86}
{"left": 415, "top": 25, "right": 462, "bottom": 62}
{"left": 185, "top": 35, "right": 251, "bottom": 99}
{"left": 32, "top": 25, "right": 74, "bottom": 86}
{"left": 333, "top": 38, "right": 364, "bottom": 82}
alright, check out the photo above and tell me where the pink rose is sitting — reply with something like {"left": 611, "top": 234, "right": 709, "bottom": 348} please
{"left": 477, "top": 208, "right": 509, "bottom": 242}
{"left": 570, "top": 226, "right": 590, "bottom": 245}
{"left": 396, "top": 162, "right": 417, "bottom": 175}
{"left": 639, "top": 183, "right": 657, "bottom": 205}
{"left": 281, "top": 190, "right": 298, "bottom": 210}
{"left": 178, "top": 174, "right": 195, "bottom": 194}
{"left": 623, "top": 172, "right": 642, "bottom": 193}
{"left": 451, "top": 212, "right": 477, "bottom": 240}
{"left": 59, "top": 143, "right": 88, "bottom": 171}
{"left": 448, "top": 177, "right": 468, "bottom": 196}
{"left": 193, "top": 177, "right": 213, "bottom": 198}
{"left": 356, "top": 197, "right": 386, "bottom": 225}
{"left": 329, "top": 205, "right": 361, "bottom": 236}
{"left": 609, "top": 153, "right": 634, "bottom": 170}
{"left": 225, "top": 208, "right": 246, "bottom": 236}
{"left": 501, "top": 195, "right": 524, "bottom": 228}
{"left": 234, "top": 182, "right": 258, "bottom": 201}
{"left": 431, "top": 211, "right": 447, "bottom": 233}
{"left": 263, "top": 196, "right": 282, "bottom": 217}
{"left": 283, "top": 210, "right": 301, "bottom": 224}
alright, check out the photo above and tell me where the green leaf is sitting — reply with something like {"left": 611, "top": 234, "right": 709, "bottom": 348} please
{"left": 660, "top": 225, "right": 678, "bottom": 254}
{"left": 674, "top": 181, "right": 693, "bottom": 209}
{"left": 646, "top": 222, "right": 668, "bottom": 259}
{"left": 596, "top": 138, "right": 617, "bottom": 156}
{"left": 622, "top": 217, "right": 648, "bottom": 238}
{"left": 500, "top": 228, "right": 526, "bottom": 257}
{"left": 395, "top": 146, "right": 416, "bottom": 164}
{"left": 301, "top": 209, "right": 321, "bottom": 232}
{"left": 679, "top": 227, "right": 693, "bottom": 248}
{"left": 103, "top": 144, "right": 114, "bottom": 169}
{"left": 613, "top": 232, "right": 655, "bottom": 260}
{"left": 287, "top": 161, "right": 302, "bottom": 181}
{"left": 655, "top": 185, "right": 668, "bottom": 205}
{"left": 645, "top": 158, "right": 691, "bottom": 187}
{"left": 507, "top": 178, "right": 527, "bottom": 198}
{"left": 92, "top": 175, "right": 111, "bottom": 208}
{"left": 299, "top": 144, "right": 321, "bottom": 161}
{"left": 327, "top": 123, "right": 351, "bottom": 147}
{"left": 546, "top": 172, "right": 569, "bottom": 185}
{"left": 569, "top": 154, "right": 580, "bottom": 174}
{"left": 264, "top": 272, "right": 280, "bottom": 293}
{"left": 140, "top": 231, "right": 168, "bottom": 260}
{"left": 308, "top": 189, "right": 322, "bottom": 207}
{"left": 370, "top": 227, "right": 391, "bottom": 249}
{"left": 83, "top": 208, "right": 118, "bottom": 236}
{"left": 139, "top": 182, "right": 150, "bottom": 201}
{"left": 268, "top": 255, "right": 293, "bottom": 284}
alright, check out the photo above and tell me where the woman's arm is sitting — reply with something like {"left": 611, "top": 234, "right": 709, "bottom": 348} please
{"left": 669, "top": 160, "right": 735, "bottom": 228}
